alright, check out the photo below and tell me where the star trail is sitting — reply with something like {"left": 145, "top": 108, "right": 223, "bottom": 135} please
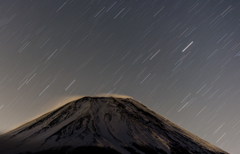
{"left": 0, "top": 0, "right": 239, "bottom": 153}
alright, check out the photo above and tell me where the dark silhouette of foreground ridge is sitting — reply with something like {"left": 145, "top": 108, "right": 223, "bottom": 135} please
{"left": 0, "top": 96, "right": 228, "bottom": 154}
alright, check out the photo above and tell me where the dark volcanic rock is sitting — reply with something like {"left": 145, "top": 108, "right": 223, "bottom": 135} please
{"left": 0, "top": 96, "right": 229, "bottom": 154}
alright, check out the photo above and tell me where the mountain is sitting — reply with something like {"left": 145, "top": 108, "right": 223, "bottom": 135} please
{"left": 0, "top": 96, "right": 228, "bottom": 154}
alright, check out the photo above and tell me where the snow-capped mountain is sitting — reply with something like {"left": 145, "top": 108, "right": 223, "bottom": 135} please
{"left": 0, "top": 96, "right": 228, "bottom": 154}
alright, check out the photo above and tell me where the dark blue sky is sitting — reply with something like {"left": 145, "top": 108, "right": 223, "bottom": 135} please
{"left": 0, "top": 0, "right": 239, "bottom": 153}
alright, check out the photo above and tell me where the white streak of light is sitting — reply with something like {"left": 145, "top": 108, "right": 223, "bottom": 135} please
{"left": 113, "top": 76, "right": 123, "bottom": 86}
{"left": 150, "top": 49, "right": 160, "bottom": 60}
{"left": 17, "top": 79, "right": 28, "bottom": 90}
{"left": 141, "top": 74, "right": 151, "bottom": 84}
{"left": 182, "top": 41, "right": 193, "bottom": 52}
{"left": 180, "top": 93, "right": 191, "bottom": 103}
{"left": 95, "top": 7, "right": 105, "bottom": 17}
{"left": 56, "top": 1, "right": 68, "bottom": 12}
{"left": 65, "top": 80, "right": 75, "bottom": 91}
{"left": 26, "top": 73, "right": 36, "bottom": 84}
{"left": 196, "top": 106, "right": 206, "bottom": 116}
{"left": 178, "top": 102, "right": 189, "bottom": 112}
{"left": 216, "top": 133, "right": 226, "bottom": 143}
{"left": 114, "top": 8, "right": 125, "bottom": 19}
{"left": 39, "top": 85, "right": 50, "bottom": 96}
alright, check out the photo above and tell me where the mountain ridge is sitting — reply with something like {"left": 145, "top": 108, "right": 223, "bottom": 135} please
{"left": 0, "top": 96, "right": 229, "bottom": 154}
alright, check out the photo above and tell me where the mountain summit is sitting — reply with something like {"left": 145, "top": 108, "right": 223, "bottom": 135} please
{"left": 0, "top": 96, "right": 228, "bottom": 154}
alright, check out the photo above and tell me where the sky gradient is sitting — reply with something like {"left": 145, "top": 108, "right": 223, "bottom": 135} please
{"left": 0, "top": 0, "right": 239, "bottom": 153}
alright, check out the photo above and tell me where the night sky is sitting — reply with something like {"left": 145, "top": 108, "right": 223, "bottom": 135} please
{"left": 0, "top": 0, "right": 239, "bottom": 153}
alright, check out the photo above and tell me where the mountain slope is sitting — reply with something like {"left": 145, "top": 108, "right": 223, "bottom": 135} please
{"left": 0, "top": 96, "right": 228, "bottom": 154}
